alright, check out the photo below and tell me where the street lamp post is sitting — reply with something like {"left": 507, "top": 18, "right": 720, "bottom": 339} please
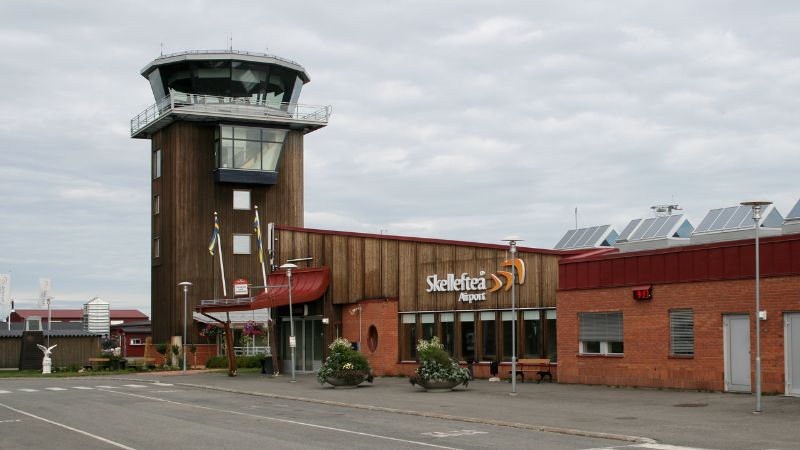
{"left": 178, "top": 281, "right": 192, "bottom": 372}
{"left": 280, "top": 263, "right": 299, "bottom": 382}
{"left": 502, "top": 236, "right": 523, "bottom": 396}
{"left": 741, "top": 200, "right": 771, "bottom": 413}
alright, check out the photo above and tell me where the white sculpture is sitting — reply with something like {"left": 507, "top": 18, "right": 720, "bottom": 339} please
{"left": 37, "top": 344, "right": 57, "bottom": 374}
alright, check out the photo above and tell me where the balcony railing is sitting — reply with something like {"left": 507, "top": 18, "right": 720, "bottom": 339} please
{"left": 130, "top": 92, "right": 332, "bottom": 136}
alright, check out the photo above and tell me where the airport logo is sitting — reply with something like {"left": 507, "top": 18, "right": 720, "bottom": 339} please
{"left": 425, "top": 258, "right": 526, "bottom": 303}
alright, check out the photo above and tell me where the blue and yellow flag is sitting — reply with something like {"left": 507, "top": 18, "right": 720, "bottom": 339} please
{"left": 208, "top": 214, "right": 220, "bottom": 255}
{"left": 253, "top": 210, "right": 264, "bottom": 264}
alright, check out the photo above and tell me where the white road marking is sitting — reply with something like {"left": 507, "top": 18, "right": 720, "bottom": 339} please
{"left": 153, "top": 383, "right": 173, "bottom": 386}
{"left": 122, "top": 384, "right": 147, "bottom": 388}
{"left": 0, "top": 390, "right": 10, "bottom": 394}
{"left": 99, "top": 388, "right": 459, "bottom": 449}
{"left": 0, "top": 419, "right": 22, "bottom": 423}
{"left": 0, "top": 402, "right": 135, "bottom": 449}
{"left": 18, "top": 389, "right": 38, "bottom": 392}
{"left": 153, "top": 390, "right": 181, "bottom": 393}
{"left": 95, "top": 385, "right": 117, "bottom": 389}
{"left": 45, "top": 387, "right": 68, "bottom": 391}
{"left": 72, "top": 386, "right": 93, "bottom": 390}
{"left": 582, "top": 444, "right": 709, "bottom": 450}
{"left": 423, "top": 430, "right": 488, "bottom": 438}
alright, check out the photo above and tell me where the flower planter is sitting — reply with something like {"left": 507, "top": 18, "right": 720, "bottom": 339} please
{"left": 323, "top": 375, "right": 366, "bottom": 388}
{"left": 415, "top": 379, "right": 462, "bottom": 392}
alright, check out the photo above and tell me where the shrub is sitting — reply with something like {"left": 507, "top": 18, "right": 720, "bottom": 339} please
{"left": 317, "top": 337, "right": 373, "bottom": 385}
{"left": 410, "top": 337, "right": 470, "bottom": 387}
{"left": 205, "top": 355, "right": 264, "bottom": 369}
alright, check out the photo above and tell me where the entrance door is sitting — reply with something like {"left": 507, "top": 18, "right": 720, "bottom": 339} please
{"left": 281, "top": 317, "right": 323, "bottom": 373}
{"left": 724, "top": 314, "right": 751, "bottom": 392}
{"left": 785, "top": 313, "right": 800, "bottom": 396}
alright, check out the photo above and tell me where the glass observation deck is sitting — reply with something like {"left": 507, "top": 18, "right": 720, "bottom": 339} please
{"left": 130, "top": 50, "right": 331, "bottom": 138}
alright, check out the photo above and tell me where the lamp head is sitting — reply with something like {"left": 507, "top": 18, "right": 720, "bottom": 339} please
{"left": 741, "top": 200, "right": 772, "bottom": 221}
{"left": 280, "top": 263, "right": 299, "bottom": 270}
{"left": 178, "top": 281, "right": 193, "bottom": 287}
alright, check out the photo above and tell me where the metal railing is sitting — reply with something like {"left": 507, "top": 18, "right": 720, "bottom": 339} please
{"left": 154, "top": 49, "right": 301, "bottom": 68}
{"left": 130, "top": 92, "right": 332, "bottom": 136}
{"left": 199, "top": 296, "right": 257, "bottom": 307}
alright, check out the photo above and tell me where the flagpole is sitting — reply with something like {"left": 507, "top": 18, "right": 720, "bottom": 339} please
{"left": 254, "top": 206, "right": 268, "bottom": 295}
{"left": 214, "top": 212, "right": 228, "bottom": 298}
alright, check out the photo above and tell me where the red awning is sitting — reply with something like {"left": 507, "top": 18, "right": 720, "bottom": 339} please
{"left": 196, "top": 267, "right": 330, "bottom": 313}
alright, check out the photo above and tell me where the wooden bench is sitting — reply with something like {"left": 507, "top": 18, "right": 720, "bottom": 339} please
{"left": 84, "top": 358, "right": 110, "bottom": 370}
{"left": 510, "top": 358, "right": 553, "bottom": 383}
{"left": 126, "top": 358, "right": 156, "bottom": 370}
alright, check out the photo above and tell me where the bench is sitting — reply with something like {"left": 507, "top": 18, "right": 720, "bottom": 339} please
{"left": 126, "top": 358, "right": 156, "bottom": 370}
{"left": 510, "top": 358, "right": 553, "bottom": 383}
{"left": 84, "top": 358, "right": 110, "bottom": 370}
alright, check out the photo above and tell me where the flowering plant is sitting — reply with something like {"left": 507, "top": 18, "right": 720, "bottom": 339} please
{"left": 409, "top": 337, "right": 470, "bottom": 387}
{"left": 242, "top": 320, "right": 264, "bottom": 336}
{"left": 199, "top": 324, "right": 222, "bottom": 338}
{"left": 317, "top": 337, "right": 373, "bottom": 385}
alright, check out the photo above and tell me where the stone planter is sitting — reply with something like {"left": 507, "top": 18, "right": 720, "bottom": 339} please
{"left": 324, "top": 375, "right": 366, "bottom": 388}
{"left": 415, "top": 379, "right": 462, "bottom": 392}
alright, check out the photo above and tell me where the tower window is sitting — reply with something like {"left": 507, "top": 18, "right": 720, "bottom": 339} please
{"left": 153, "top": 195, "right": 160, "bottom": 215}
{"left": 153, "top": 237, "right": 160, "bottom": 258}
{"left": 153, "top": 149, "right": 162, "bottom": 179}
{"left": 233, "top": 190, "right": 251, "bottom": 210}
{"left": 215, "top": 125, "right": 287, "bottom": 172}
{"left": 233, "top": 234, "right": 251, "bottom": 254}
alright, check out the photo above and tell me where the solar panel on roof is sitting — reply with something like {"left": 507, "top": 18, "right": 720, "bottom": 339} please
{"left": 575, "top": 226, "right": 600, "bottom": 247}
{"left": 564, "top": 228, "right": 587, "bottom": 248}
{"left": 630, "top": 218, "right": 657, "bottom": 241}
{"left": 618, "top": 219, "right": 642, "bottom": 241}
{"left": 653, "top": 214, "right": 681, "bottom": 238}
{"left": 782, "top": 200, "right": 800, "bottom": 221}
{"left": 554, "top": 229, "right": 576, "bottom": 249}
{"left": 641, "top": 216, "right": 669, "bottom": 239}
{"left": 587, "top": 225, "right": 610, "bottom": 246}
{"left": 728, "top": 206, "right": 752, "bottom": 229}
{"left": 695, "top": 208, "right": 722, "bottom": 233}
{"left": 709, "top": 206, "right": 737, "bottom": 231}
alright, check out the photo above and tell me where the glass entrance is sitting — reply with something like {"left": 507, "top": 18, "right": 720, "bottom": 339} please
{"left": 281, "top": 317, "right": 323, "bottom": 373}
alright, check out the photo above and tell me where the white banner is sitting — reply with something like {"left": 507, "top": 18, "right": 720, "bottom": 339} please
{"left": 0, "top": 273, "right": 9, "bottom": 309}
{"left": 39, "top": 278, "right": 51, "bottom": 307}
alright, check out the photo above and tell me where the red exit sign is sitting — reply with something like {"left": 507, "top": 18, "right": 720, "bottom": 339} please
{"left": 632, "top": 285, "right": 653, "bottom": 300}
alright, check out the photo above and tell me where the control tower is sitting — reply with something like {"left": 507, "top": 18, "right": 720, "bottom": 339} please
{"left": 131, "top": 50, "right": 331, "bottom": 342}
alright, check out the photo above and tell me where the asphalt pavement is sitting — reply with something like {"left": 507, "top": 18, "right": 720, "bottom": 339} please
{"left": 120, "top": 370, "right": 800, "bottom": 450}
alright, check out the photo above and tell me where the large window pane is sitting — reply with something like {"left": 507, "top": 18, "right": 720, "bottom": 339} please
{"left": 546, "top": 310, "right": 557, "bottom": 360}
{"left": 262, "top": 142, "right": 282, "bottom": 171}
{"left": 459, "top": 312, "right": 475, "bottom": 361}
{"left": 219, "top": 139, "right": 233, "bottom": 168}
{"left": 231, "top": 62, "right": 267, "bottom": 97}
{"left": 233, "top": 234, "right": 251, "bottom": 254}
{"left": 480, "top": 311, "right": 496, "bottom": 361}
{"left": 401, "top": 314, "right": 416, "bottom": 360}
{"left": 440, "top": 313, "right": 455, "bottom": 356}
{"left": 420, "top": 313, "right": 435, "bottom": 341}
{"left": 263, "top": 129, "right": 288, "bottom": 143}
{"left": 502, "top": 311, "right": 514, "bottom": 362}
{"left": 221, "top": 126, "right": 233, "bottom": 139}
{"left": 523, "top": 310, "right": 542, "bottom": 358}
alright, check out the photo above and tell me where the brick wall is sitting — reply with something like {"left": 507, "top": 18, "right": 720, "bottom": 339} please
{"left": 557, "top": 274, "right": 800, "bottom": 393}
{"left": 341, "top": 298, "right": 402, "bottom": 376}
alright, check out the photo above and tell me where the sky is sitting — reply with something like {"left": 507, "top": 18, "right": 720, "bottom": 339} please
{"left": 1, "top": 1, "right": 799, "bottom": 316}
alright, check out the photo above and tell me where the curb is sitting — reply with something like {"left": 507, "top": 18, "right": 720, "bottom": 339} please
{"left": 112, "top": 377, "right": 657, "bottom": 445}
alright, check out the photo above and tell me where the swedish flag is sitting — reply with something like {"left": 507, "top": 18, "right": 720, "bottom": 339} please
{"left": 253, "top": 211, "right": 264, "bottom": 264}
{"left": 208, "top": 215, "right": 220, "bottom": 255}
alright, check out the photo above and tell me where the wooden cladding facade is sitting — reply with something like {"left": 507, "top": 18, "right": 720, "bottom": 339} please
{"left": 150, "top": 121, "right": 305, "bottom": 342}
{"left": 274, "top": 227, "right": 562, "bottom": 312}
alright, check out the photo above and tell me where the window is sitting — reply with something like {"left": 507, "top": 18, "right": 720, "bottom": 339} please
{"left": 153, "top": 237, "right": 160, "bottom": 258}
{"left": 670, "top": 309, "right": 694, "bottom": 356}
{"left": 523, "top": 310, "right": 541, "bottom": 358}
{"left": 440, "top": 312, "right": 455, "bottom": 356}
{"left": 233, "top": 190, "right": 251, "bottom": 210}
{"left": 153, "top": 149, "right": 161, "bottom": 179}
{"left": 420, "top": 313, "right": 435, "bottom": 341}
{"left": 480, "top": 311, "right": 496, "bottom": 360}
{"left": 153, "top": 195, "right": 160, "bottom": 215}
{"left": 401, "top": 314, "right": 417, "bottom": 360}
{"left": 579, "top": 312, "right": 623, "bottom": 355}
{"left": 367, "top": 325, "right": 378, "bottom": 352}
{"left": 216, "top": 125, "right": 288, "bottom": 171}
{"left": 233, "top": 234, "right": 251, "bottom": 254}
{"left": 130, "top": 338, "right": 142, "bottom": 345}
{"left": 546, "top": 309, "right": 557, "bottom": 360}
{"left": 459, "top": 312, "right": 475, "bottom": 361}
{"left": 502, "top": 311, "right": 515, "bottom": 361}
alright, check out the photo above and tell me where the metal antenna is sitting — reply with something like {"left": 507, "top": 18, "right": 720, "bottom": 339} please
{"left": 160, "top": 42, "right": 164, "bottom": 56}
